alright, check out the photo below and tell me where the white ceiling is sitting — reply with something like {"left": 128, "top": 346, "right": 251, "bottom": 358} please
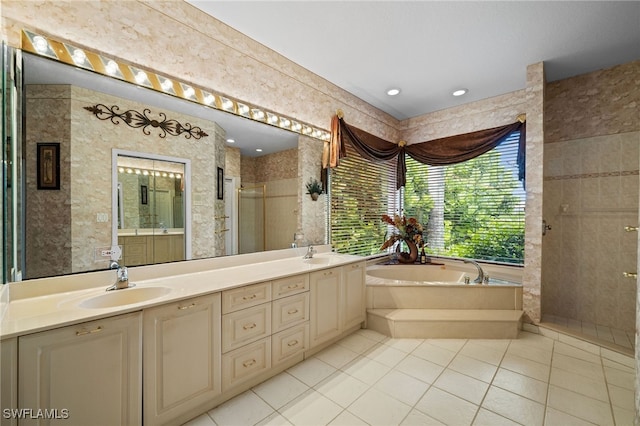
{"left": 188, "top": 1, "right": 640, "bottom": 120}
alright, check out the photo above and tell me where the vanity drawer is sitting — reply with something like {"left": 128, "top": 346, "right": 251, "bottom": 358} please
{"left": 222, "top": 337, "right": 271, "bottom": 391}
{"left": 272, "top": 293, "right": 309, "bottom": 334}
{"left": 272, "top": 275, "right": 309, "bottom": 299}
{"left": 222, "top": 282, "right": 272, "bottom": 314}
{"left": 222, "top": 303, "right": 271, "bottom": 353}
{"left": 272, "top": 323, "right": 308, "bottom": 365}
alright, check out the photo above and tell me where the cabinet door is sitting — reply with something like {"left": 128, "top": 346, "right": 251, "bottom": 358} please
{"left": 18, "top": 312, "right": 142, "bottom": 426}
{"left": 1, "top": 337, "right": 17, "bottom": 426}
{"left": 342, "top": 262, "right": 366, "bottom": 330}
{"left": 309, "top": 267, "right": 342, "bottom": 348}
{"left": 143, "top": 293, "right": 221, "bottom": 426}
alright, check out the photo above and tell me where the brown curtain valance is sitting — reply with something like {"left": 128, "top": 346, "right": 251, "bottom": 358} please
{"left": 323, "top": 114, "right": 526, "bottom": 189}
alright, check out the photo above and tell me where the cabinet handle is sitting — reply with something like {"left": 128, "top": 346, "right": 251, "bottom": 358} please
{"left": 625, "top": 226, "right": 638, "bottom": 232}
{"left": 287, "top": 309, "right": 299, "bottom": 315}
{"left": 287, "top": 284, "right": 300, "bottom": 289}
{"left": 242, "top": 294, "right": 257, "bottom": 300}
{"left": 287, "top": 339, "right": 299, "bottom": 347}
{"left": 76, "top": 326, "right": 103, "bottom": 336}
{"left": 243, "top": 323, "right": 257, "bottom": 330}
{"left": 178, "top": 303, "right": 197, "bottom": 310}
{"left": 623, "top": 272, "right": 637, "bottom": 279}
{"left": 324, "top": 271, "right": 333, "bottom": 276}
{"left": 243, "top": 359, "right": 257, "bottom": 367}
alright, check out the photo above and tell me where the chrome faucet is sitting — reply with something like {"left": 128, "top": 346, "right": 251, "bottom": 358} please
{"left": 106, "top": 261, "right": 134, "bottom": 291}
{"left": 303, "top": 245, "right": 316, "bottom": 259}
{"left": 463, "top": 259, "right": 485, "bottom": 284}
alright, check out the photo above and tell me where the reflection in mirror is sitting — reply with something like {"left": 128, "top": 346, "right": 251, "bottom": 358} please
{"left": 238, "top": 185, "right": 265, "bottom": 254}
{"left": 114, "top": 153, "right": 189, "bottom": 266}
{"left": 18, "top": 51, "right": 302, "bottom": 281}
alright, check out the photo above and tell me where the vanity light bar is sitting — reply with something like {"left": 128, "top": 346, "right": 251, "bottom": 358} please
{"left": 21, "top": 30, "right": 331, "bottom": 142}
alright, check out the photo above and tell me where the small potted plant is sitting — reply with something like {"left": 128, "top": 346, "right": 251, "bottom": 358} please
{"left": 306, "top": 178, "right": 323, "bottom": 201}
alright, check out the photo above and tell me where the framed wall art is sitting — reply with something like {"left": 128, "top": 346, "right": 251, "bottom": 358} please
{"left": 37, "top": 142, "right": 60, "bottom": 190}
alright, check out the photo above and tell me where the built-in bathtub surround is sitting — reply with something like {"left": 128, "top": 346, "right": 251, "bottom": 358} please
{"left": 365, "top": 262, "right": 524, "bottom": 339}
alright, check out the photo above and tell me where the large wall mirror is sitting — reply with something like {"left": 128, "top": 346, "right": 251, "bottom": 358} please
{"left": 8, "top": 48, "right": 313, "bottom": 282}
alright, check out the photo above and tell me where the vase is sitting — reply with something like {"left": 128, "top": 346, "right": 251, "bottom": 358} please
{"left": 310, "top": 192, "right": 319, "bottom": 201}
{"left": 395, "top": 238, "right": 418, "bottom": 264}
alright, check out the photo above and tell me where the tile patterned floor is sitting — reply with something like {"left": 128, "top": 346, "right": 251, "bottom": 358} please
{"left": 542, "top": 314, "right": 635, "bottom": 351}
{"left": 183, "top": 329, "right": 636, "bottom": 426}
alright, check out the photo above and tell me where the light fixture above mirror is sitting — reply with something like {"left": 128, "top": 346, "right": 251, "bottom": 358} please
{"left": 21, "top": 29, "right": 331, "bottom": 143}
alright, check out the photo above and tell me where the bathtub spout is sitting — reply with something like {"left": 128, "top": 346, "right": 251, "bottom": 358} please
{"left": 463, "top": 259, "right": 485, "bottom": 284}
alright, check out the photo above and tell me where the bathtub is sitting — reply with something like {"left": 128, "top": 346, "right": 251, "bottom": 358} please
{"left": 366, "top": 263, "right": 522, "bottom": 310}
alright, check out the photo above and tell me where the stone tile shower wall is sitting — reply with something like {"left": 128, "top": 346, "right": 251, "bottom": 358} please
{"left": 542, "top": 132, "right": 639, "bottom": 330}
{"left": 542, "top": 60, "right": 640, "bottom": 332}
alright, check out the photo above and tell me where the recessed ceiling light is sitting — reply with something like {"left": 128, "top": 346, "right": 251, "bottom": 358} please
{"left": 452, "top": 89, "right": 468, "bottom": 97}
{"left": 256, "top": 148, "right": 263, "bottom": 152}
{"left": 387, "top": 88, "right": 401, "bottom": 96}
{"left": 226, "top": 138, "right": 235, "bottom": 143}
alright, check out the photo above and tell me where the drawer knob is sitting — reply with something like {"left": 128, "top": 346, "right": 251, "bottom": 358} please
{"left": 178, "top": 303, "right": 197, "bottom": 310}
{"left": 242, "top": 294, "right": 257, "bottom": 300}
{"left": 287, "top": 339, "right": 299, "bottom": 347}
{"left": 243, "top": 323, "right": 257, "bottom": 330}
{"left": 76, "top": 326, "right": 103, "bottom": 336}
{"left": 287, "top": 284, "right": 300, "bottom": 289}
{"left": 243, "top": 359, "right": 257, "bottom": 367}
{"left": 287, "top": 309, "right": 299, "bottom": 315}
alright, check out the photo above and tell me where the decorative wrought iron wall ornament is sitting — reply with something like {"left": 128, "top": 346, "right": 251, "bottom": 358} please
{"left": 84, "top": 104, "right": 209, "bottom": 139}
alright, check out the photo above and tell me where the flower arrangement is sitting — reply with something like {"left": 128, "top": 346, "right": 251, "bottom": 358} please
{"left": 380, "top": 214, "right": 424, "bottom": 251}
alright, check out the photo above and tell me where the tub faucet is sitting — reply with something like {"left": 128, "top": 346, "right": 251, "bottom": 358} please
{"left": 106, "top": 261, "right": 134, "bottom": 291}
{"left": 463, "top": 259, "right": 485, "bottom": 284}
{"left": 303, "top": 245, "right": 316, "bottom": 259}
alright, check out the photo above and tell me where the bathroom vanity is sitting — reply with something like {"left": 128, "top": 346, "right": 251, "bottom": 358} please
{"left": 0, "top": 250, "right": 365, "bottom": 426}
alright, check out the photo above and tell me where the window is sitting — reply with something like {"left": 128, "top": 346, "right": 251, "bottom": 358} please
{"left": 329, "top": 143, "right": 398, "bottom": 256}
{"left": 330, "top": 131, "right": 524, "bottom": 265}
{"left": 404, "top": 131, "right": 524, "bottom": 264}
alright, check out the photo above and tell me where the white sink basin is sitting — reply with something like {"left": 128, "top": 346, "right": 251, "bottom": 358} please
{"left": 79, "top": 287, "right": 172, "bottom": 309}
{"left": 303, "top": 257, "right": 332, "bottom": 265}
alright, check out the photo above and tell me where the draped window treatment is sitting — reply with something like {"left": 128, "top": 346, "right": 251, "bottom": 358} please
{"left": 323, "top": 114, "right": 526, "bottom": 189}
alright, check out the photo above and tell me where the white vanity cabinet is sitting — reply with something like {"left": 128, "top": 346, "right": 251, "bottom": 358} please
{"left": 143, "top": 293, "right": 221, "bottom": 426}
{"left": 309, "top": 262, "right": 366, "bottom": 349}
{"left": 1, "top": 337, "right": 18, "bottom": 426}
{"left": 18, "top": 312, "right": 142, "bottom": 426}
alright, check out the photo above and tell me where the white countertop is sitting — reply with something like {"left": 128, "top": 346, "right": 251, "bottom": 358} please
{"left": 1, "top": 251, "right": 363, "bottom": 340}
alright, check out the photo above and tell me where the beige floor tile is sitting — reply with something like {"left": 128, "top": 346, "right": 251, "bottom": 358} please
{"left": 608, "top": 383, "right": 634, "bottom": 410}
{"left": 411, "top": 341, "right": 457, "bottom": 366}
{"left": 342, "top": 356, "right": 391, "bottom": 385}
{"left": 328, "top": 410, "right": 368, "bottom": 426}
{"left": 337, "top": 333, "right": 380, "bottom": 354}
{"left": 415, "top": 387, "right": 478, "bottom": 426}
{"left": 604, "top": 365, "right": 635, "bottom": 390}
{"left": 394, "top": 354, "right": 445, "bottom": 385}
{"left": 470, "top": 338, "right": 510, "bottom": 352}
{"left": 433, "top": 368, "right": 489, "bottom": 405}
{"left": 314, "top": 371, "right": 369, "bottom": 408}
{"left": 601, "top": 350, "right": 635, "bottom": 370}
{"left": 252, "top": 372, "right": 309, "bottom": 410}
{"left": 612, "top": 406, "right": 635, "bottom": 426}
{"left": 459, "top": 341, "right": 506, "bottom": 366}
{"left": 279, "top": 389, "right": 343, "bottom": 426}
{"left": 287, "top": 357, "right": 337, "bottom": 387}
{"left": 181, "top": 413, "right": 217, "bottom": 426}
{"left": 449, "top": 354, "right": 498, "bottom": 383}
{"left": 373, "top": 369, "right": 430, "bottom": 406}
{"left": 549, "top": 367, "right": 608, "bottom": 402}
{"left": 384, "top": 338, "right": 423, "bottom": 353}
{"left": 208, "top": 390, "right": 274, "bottom": 426}
{"left": 364, "top": 342, "right": 408, "bottom": 367}
{"left": 552, "top": 353, "right": 605, "bottom": 382}
{"left": 255, "top": 412, "right": 294, "bottom": 426}
{"left": 315, "top": 344, "right": 360, "bottom": 369}
{"left": 426, "top": 338, "right": 467, "bottom": 352}
{"left": 354, "top": 328, "right": 388, "bottom": 343}
{"left": 348, "top": 388, "right": 412, "bottom": 426}
{"left": 544, "top": 407, "right": 595, "bottom": 426}
{"left": 547, "top": 385, "right": 614, "bottom": 425}
{"left": 491, "top": 368, "right": 548, "bottom": 404}
{"left": 472, "top": 408, "right": 520, "bottom": 426}
{"left": 506, "top": 341, "right": 553, "bottom": 365}
{"left": 514, "top": 331, "right": 555, "bottom": 352}
{"left": 481, "top": 386, "right": 545, "bottom": 426}
{"left": 557, "top": 334, "right": 600, "bottom": 355}
{"left": 500, "top": 353, "right": 550, "bottom": 382}
{"left": 552, "top": 341, "right": 601, "bottom": 364}
{"left": 401, "top": 409, "right": 445, "bottom": 426}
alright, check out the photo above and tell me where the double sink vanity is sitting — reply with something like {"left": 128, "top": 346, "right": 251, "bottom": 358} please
{"left": 0, "top": 246, "right": 366, "bottom": 425}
